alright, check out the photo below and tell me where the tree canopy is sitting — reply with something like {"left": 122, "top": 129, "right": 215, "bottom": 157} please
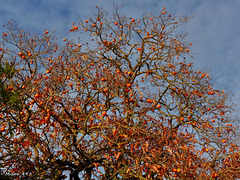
{"left": 0, "top": 7, "right": 239, "bottom": 180}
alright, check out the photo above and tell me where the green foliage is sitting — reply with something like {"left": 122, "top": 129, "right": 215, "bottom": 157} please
{"left": 0, "top": 61, "right": 23, "bottom": 111}
{"left": 0, "top": 61, "right": 16, "bottom": 79}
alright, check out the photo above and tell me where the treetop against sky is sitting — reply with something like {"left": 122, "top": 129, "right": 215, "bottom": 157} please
{"left": 0, "top": 0, "right": 239, "bottom": 111}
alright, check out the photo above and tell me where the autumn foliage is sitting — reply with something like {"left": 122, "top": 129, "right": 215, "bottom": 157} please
{"left": 0, "top": 7, "right": 239, "bottom": 180}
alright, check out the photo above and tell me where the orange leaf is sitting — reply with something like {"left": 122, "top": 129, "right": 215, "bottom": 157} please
{"left": 115, "top": 152, "right": 121, "bottom": 160}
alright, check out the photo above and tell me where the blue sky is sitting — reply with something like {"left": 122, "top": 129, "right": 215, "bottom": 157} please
{"left": 1, "top": 0, "right": 240, "bottom": 114}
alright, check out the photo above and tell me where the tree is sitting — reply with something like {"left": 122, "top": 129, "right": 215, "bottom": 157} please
{"left": 0, "top": 7, "right": 239, "bottom": 180}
